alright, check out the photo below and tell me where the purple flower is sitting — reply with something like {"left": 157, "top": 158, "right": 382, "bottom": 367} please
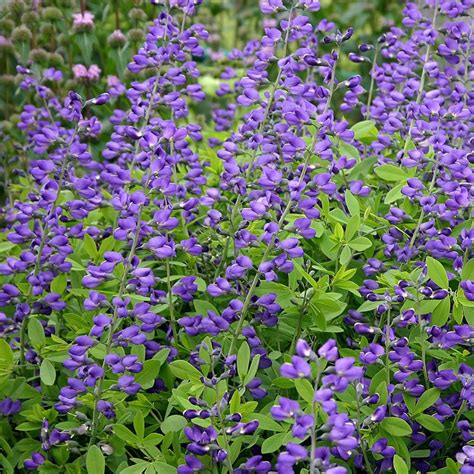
{"left": 457, "top": 445, "right": 474, "bottom": 474}
{"left": 173, "top": 276, "right": 198, "bottom": 302}
{"left": 178, "top": 455, "right": 205, "bottom": 474}
{"left": 235, "top": 455, "right": 271, "bottom": 474}
{"left": 360, "top": 343, "right": 384, "bottom": 365}
{"left": 318, "top": 339, "right": 338, "bottom": 361}
{"left": 148, "top": 236, "right": 176, "bottom": 258}
{"left": 461, "top": 281, "right": 474, "bottom": 301}
{"left": 280, "top": 356, "right": 312, "bottom": 378}
{"left": 0, "top": 398, "right": 21, "bottom": 416}
{"left": 24, "top": 452, "right": 45, "bottom": 470}
{"left": 271, "top": 397, "right": 300, "bottom": 421}
{"left": 322, "top": 357, "right": 363, "bottom": 391}
{"left": 116, "top": 375, "right": 141, "bottom": 395}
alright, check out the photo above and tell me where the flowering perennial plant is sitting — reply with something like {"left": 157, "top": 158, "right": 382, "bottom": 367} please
{"left": 0, "top": 0, "right": 473, "bottom": 473}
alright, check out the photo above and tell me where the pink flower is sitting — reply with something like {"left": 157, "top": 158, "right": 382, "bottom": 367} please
{"left": 72, "top": 64, "right": 89, "bottom": 80}
{"left": 88, "top": 65, "right": 101, "bottom": 81}
{"left": 107, "top": 75, "right": 120, "bottom": 87}
{"left": 72, "top": 11, "right": 94, "bottom": 30}
{"left": 73, "top": 64, "right": 101, "bottom": 82}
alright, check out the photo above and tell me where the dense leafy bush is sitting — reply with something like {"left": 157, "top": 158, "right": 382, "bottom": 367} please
{"left": 0, "top": 0, "right": 473, "bottom": 473}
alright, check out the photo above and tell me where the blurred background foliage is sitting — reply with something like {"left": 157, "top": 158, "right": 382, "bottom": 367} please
{"left": 205, "top": 0, "right": 402, "bottom": 50}
{"left": 0, "top": 0, "right": 403, "bottom": 101}
{"left": 0, "top": 0, "right": 403, "bottom": 204}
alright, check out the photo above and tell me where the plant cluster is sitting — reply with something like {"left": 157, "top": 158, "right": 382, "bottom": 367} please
{"left": 0, "top": 0, "right": 473, "bottom": 473}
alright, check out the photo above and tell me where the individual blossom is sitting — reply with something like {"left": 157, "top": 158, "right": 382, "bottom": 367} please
{"left": 72, "top": 11, "right": 94, "bottom": 31}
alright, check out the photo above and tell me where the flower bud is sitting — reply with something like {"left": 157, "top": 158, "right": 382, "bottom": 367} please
{"left": 41, "top": 7, "right": 63, "bottom": 22}
{"left": 11, "top": 25, "right": 32, "bottom": 43}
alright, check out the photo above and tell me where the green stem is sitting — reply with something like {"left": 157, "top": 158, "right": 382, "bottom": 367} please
{"left": 355, "top": 387, "right": 374, "bottom": 474}
{"left": 19, "top": 129, "right": 77, "bottom": 372}
{"left": 227, "top": 155, "right": 313, "bottom": 357}
{"left": 309, "top": 359, "right": 322, "bottom": 474}
{"left": 227, "top": 48, "right": 340, "bottom": 355}
{"left": 415, "top": 285, "right": 429, "bottom": 386}
{"left": 88, "top": 19, "right": 174, "bottom": 439}
{"left": 408, "top": 139, "right": 440, "bottom": 248}
{"left": 364, "top": 45, "right": 379, "bottom": 120}
{"left": 214, "top": 385, "right": 234, "bottom": 474}
{"left": 450, "top": 401, "right": 467, "bottom": 440}
{"left": 289, "top": 287, "right": 310, "bottom": 354}
{"left": 401, "top": 0, "right": 439, "bottom": 158}
{"left": 89, "top": 202, "right": 146, "bottom": 447}
{"left": 385, "top": 307, "right": 391, "bottom": 387}
{"left": 166, "top": 259, "right": 178, "bottom": 342}
{"left": 224, "top": 9, "right": 294, "bottom": 256}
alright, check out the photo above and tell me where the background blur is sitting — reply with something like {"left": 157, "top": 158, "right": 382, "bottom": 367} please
{"left": 0, "top": 0, "right": 403, "bottom": 204}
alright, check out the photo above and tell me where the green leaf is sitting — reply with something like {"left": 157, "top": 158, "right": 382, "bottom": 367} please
{"left": 272, "top": 377, "right": 295, "bottom": 389}
{"left": 461, "top": 259, "right": 474, "bottom": 281}
{"left": 345, "top": 215, "right": 360, "bottom": 242}
{"left": 250, "top": 413, "right": 284, "bottom": 432}
{"left": 28, "top": 318, "right": 45, "bottom": 347}
{"left": 426, "top": 256, "right": 449, "bottom": 289}
{"left": 15, "top": 421, "right": 42, "bottom": 431}
{"left": 403, "top": 393, "right": 416, "bottom": 414}
{"left": 142, "top": 434, "right": 163, "bottom": 448}
{"left": 393, "top": 454, "right": 409, "bottom": 474}
{"left": 135, "top": 349, "right": 169, "bottom": 389}
{"left": 344, "top": 190, "right": 360, "bottom": 217}
{"left": 415, "top": 414, "right": 444, "bottom": 432}
{"left": 358, "top": 300, "right": 380, "bottom": 312}
{"left": 169, "top": 360, "right": 202, "bottom": 381}
{"left": 161, "top": 415, "right": 188, "bottom": 435}
{"left": 348, "top": 155, "right": 377, "bottom": 180}
{"left": 83, "top": 233, "right": 98, "bottom": 259}
{"left": 414, "top": 388, "right": 440, "bottom": 415}
{"left": 446, "top": 458, "right": 461, "bottom": 474}
{"left": 99, "top": 235, "right": 117, "bottom": 256}
{"left": 152, "top": 463, "right": 177, "bottom": 474}
{"left": 0, "top": 339, "right": 14, "bottom": 378}
{"left": 0, "top": 242, "right": 17, "bottom": 254}
{"left": 334, "top": 222, "right": 345, "bottom": 241}
{"left": 374, "top": 164, "right": 410, "bottom": 181}
{"left": 380, "top": 417, "right": 412, "bottom": 436}
{"left": 193, "top": 299, "right": 219, "bottom": 315}
{"left": 51, "top": 274, "right": 67, "bottom": 294}
{"left": 410, "top": 449, "right": 431, "bottom": 458}
{"left": 86, "top": 446, "right": 105, "bottom": 474}
{"left": 133, "top": 411, "right": 145, "bottom": 440}
{"left": 431, "top": 298, "right": 450, "bottom": 326}
{"left": 76, "top": 32, "right": 93, "bottom": 65}
{"left": 261, "top": 432, "right": 287, "bottom": 454}
{"left": 374, "top": 381, "right": 388, "bottom": 406}
{"left": 348, "top": 237, "right": 372, "bottom": 251}
{"left": 113, "top": 424, "right": 140, "bottom": 445}
{"left": 351, "top": 120, "right": 377, "bottom": 142}
{"left": 230, "top": 390, "right": 241, "bottom": 413}
{"left": 39, "top": 359, "right": 56, "bottom": 386}
{"left": 339, "top": 141, "right": 360, "bottom": 160}
{"left": 243, "top": 354, "right": 261, "bottom": 386}
{"left": 0, "top": 454, "right": 13, "bottom": 474}
{"left": 119, "top": 462, "right": 149, "bottom": 474}
{"left": 308, "top": 304, "right": 327, "bottom": 331}
{"left": 237, "top": 342, "right": 251, "bottom": 380}
{"left": 339, "top": 245, "right": 352, "bottom": 266}
{"left": 292, "top": 260, "right": 319, "bottom": 290}
{"left": 384, "top": 184, "right": 404, "bottom": 204}
{"left": 294, "top": 379, "right": 314, "bottom": 405}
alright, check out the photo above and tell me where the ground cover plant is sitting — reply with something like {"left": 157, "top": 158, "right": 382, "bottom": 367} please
{"left": 0, "top": 0, "right": 473, "bottom": 473}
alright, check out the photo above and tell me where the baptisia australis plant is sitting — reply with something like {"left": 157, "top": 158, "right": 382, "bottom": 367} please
{"left": 0, "top": 0, "right": 472, "bottom": 473}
